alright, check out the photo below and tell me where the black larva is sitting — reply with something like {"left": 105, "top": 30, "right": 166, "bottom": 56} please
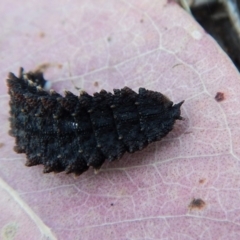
{"left": 7, "top": 68, "right": 184, "bottom": 176}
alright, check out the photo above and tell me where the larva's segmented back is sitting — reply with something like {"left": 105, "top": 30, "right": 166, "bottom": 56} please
{"left": 7, "top": 68, "right": 184, "bottom": 176}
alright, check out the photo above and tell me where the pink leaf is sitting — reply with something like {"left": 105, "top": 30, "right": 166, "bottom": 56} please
{"left": 1, "top": 0, "right": 240, "bottom": 239}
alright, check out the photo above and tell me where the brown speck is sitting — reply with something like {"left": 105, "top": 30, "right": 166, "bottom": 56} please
{"left": 34, "top": 63, "right": 63, "bottom": 73}
{"left": 110, "top": 203, "right": 114, "bottom": 206}
{"left": 199, "top": 178, "right": 206, "bottom": 184}
{"left": 184, "top": 131, "right": 192, "bottom": 134}
{"left": 189, "top": 198, "right": 206, "bottom": 210}
{"left": 39, "top": 32, "right": 45, "bottom": 38}
{"left": 215, "top": 92, "right": 225, "bottom": 102}
{"left": 34, "top": 63, "right": 51, "bottom": 73}
{"left": 0, "top": 143, "right": 4, "bottom": 148}
{"left": 94, "top": 81, "right": 99, "bottom": 87}
{"left": 140, "top": 19, "right": 144, "bottom": 23}
{"left": 107, "top": 37, "right": 111, "bottom": 42}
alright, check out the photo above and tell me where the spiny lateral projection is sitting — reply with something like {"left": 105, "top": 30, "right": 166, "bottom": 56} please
{"left": 7, "top": 68, "right": 184, "bottom": 176}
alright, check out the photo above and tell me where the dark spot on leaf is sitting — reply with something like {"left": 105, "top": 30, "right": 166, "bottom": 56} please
{"left": 39, "top": 32, "right": 45, "bottom": 38}
{"left": 215, "top": 92, "right": 225, "bottom": 102}
{"left": 189, "top": 198, "right": 206, "bottom": 210}
{"left": 94, "top": 81, "right": 99, "bottom": 87}
{"left": 58, "top": 64, "right": 63, "bottom": 69}
{"left": 140, "top": 19, "right": 144, "bottom": 23}
{"left": 107, "top": 37, "right": 112, "bottom": 42}
{"left": 172, "top": 63, "right": 183, "bottom": 68}
{"left": 199, "top": 178, "right": 206, "bottom": 184}
{"left": 111, "top": 203, "right": 114, "bottom": 206}
{"left": 0, "top": 143, "right": 4, "bottom": 148}
{"left": 74, "top": 86, "right": 81, "bottom": 90}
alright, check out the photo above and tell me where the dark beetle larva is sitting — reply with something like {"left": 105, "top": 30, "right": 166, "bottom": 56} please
{"left": 7, "top": 68, "right": 184, "bottom": 176}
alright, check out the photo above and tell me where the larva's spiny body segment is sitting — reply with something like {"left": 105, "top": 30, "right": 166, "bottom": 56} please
{"left": 7, "top": 68, "right": 184, "bottom": 176}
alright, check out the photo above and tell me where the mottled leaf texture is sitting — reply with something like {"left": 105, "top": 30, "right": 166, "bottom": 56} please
{"left": 2, "top": 0, "right": 240, "bottom": 239}
{"left": 7, "top": 69, "right": 183, "bottom": 175}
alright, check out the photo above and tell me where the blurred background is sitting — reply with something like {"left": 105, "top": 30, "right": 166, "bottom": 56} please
{"left": 179, "top": 0, "right": 240, "bottom": 71}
